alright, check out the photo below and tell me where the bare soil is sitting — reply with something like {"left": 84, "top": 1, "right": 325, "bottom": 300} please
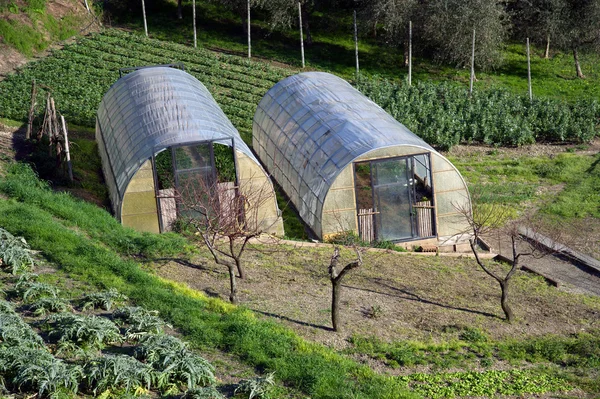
{"left": 151, "top": 243, "right": 600, "bottom": 350}
{"left": 447, "top": 138, "right": 600, "bottom": 158}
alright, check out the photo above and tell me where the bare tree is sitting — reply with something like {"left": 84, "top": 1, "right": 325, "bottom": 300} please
{"left": 175, "top": 172, "right": 279, "bottom": 304}
{"left": 456, "top": 197, "right": 565, "bottom": 323}
{"left": 328, "top": 245, "right": 363, "bottom": 332}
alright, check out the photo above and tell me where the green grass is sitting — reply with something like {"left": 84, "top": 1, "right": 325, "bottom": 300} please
{"left": 2, "top": 160, "right": 592, "bottom": 397}
{"left": 0, "top": 161, "right": 418, "bottom": 399}
{"left": 449, "top": 151, "right": 600, "bottom": 219}
{"left": 0, "top": 0, "right": 84, "bottom": 57}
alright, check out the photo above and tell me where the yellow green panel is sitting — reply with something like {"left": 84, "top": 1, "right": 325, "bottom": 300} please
{"left": 122, "top": 191, "right": 158, "bottom": 216}
{"left": 122, "top": 213, "right": 160, "bottom": 233}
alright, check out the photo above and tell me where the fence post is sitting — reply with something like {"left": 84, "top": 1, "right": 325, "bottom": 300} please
{"left": 142, "top": 0, "right": 148, "bottom": 37}
{"left": 353, "top": 9, "right": 359, "bottom": 79}
{"left": 408, "top": 20, "right": 412, "bottom": 87}
{"left": 61, "top": 115, "right": 74, "bottom": 182}
{"left": 193, "top": 0, "right": 197, "bottom": 48}
{"left": 247, "top": 0, "right": 251, "bottom": 58}
{"left": 527, "top": 37, "right": 532, "bottom": 102}
{"left": 26, "top": 79, "right": 37, "bottom": 140}
{"left": 469, "top": 28, "right": 475, "bottom": 96}
{"left": 299, "top": 1, "right": 305, "bottom": 68}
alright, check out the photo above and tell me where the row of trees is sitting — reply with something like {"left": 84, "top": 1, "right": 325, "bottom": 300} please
{"left": 210, "top": 0, "right": 599, "bottom": 78}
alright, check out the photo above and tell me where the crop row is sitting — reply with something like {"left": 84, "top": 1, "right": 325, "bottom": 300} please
{"left": 0, "top": 232, "right": 223, "bottom": 398}
{"left": 100, "top": 29, "right": 292, "bottom": 82}
{"left": 357, "top": 77, "right": 600, "bottom": 149}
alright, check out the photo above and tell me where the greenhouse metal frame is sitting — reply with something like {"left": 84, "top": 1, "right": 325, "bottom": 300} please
{"left": 253, "top": 72, "right": 471, "bottom": 249}
{"left": 96, "top": 65, "right": 283, "bottom": 235}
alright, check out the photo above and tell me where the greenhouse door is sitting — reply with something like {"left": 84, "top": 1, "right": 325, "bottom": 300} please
{"left": 355, "top": 154, "right": 435, "bottom": 243}
{"left": 372, "top": 158, "right": 415, "bottom": 241}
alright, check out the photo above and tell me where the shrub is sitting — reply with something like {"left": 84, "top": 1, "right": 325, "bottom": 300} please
{"left": 234, "top": 373, "right": 275, "bottom": 399}
{"left": 81, "top": 288, "right": 128, "bottom": 311}
{"left": 0, "top": 228, "right": 35, "bottom": 275}
{"left": 19, "top": 281, "right": 60, "bottom": 302}
{"left": 30, "top": 296, "right": 72, "bottom": 316}
{"left": 0, "top": 313, "right": 46, "bottom": 349}
{"left": 47, "top": 313, "right": 122, "bottom": 350}
{"left": 83, "top": 354, "right": 154, "bottom": 395}
{"left": 114, "top": 306, "right": 171, "bottom": 340}
{"left": 183, "top": 386, "right": 225, "bottom": 399}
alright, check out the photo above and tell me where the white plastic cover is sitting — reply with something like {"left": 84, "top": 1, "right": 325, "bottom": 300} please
{"left": 253, "top": 72, "right": 437, "bottom": 235}
{"left": 96, "top": 67, "right": 260, "bottom": 219}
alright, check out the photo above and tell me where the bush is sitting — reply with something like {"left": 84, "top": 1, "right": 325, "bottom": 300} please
{"left": 0, "top": 228, "right": 35, "bottom": 275}
{"left": 47, "top": 313, "right": 122, "bottom": 351}
{"left": 83, "top": 354, "right": 154, "bottom": 395}
{"left": 357, "top": 77, "right": 600, "bottom": 150}
{"left": 81, "top": 288, "right": 128, "bottom": 311}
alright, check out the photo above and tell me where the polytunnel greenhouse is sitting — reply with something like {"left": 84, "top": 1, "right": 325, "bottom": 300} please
{"left": 96, "top": 65, "right": 283, "bottom": 235}
{"left": 253, "top": 72, "right": 471, "bottom": 250}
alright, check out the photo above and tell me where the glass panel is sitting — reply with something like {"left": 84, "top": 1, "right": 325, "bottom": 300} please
{"left": 372, "top": 158, "right": 415, "bottom": 241}
{"left": 174, "top": 143, "right": 212, "bottom": 171}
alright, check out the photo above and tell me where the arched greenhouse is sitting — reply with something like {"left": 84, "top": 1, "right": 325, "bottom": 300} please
{"left": 253, "top": 72, "right": 471, "bottom": 250}
{"left": 96, "top": 65, "right": 283, "bottom": 235}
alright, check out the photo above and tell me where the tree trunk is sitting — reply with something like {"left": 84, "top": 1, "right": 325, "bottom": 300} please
{"left": 499, "top": 280, "right": 513, "bottom": 322}
{"left": 228, "top": 264, "right": 238, "bottom": 304}
{"left": 235, "top": 257, "right": 245, "bottom": 279}
{"left": 573, "top": 47, "right": 586, "bottom": 79}
{"left": 331, "top": 280, "right": 341, "bottom": 331}
{"left": 177, "top": 0, "right": 182, "bottom": 19}
{"left": 544, "top": 35, "right": 550, "bottom": 59}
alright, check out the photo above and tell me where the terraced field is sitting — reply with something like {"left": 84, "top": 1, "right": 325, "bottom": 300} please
{"left": 0, "top": 29, "right": 294, "bottom": 143}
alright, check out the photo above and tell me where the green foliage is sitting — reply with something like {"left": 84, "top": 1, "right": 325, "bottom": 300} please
{"left": 29, "top": 296, "right": 71, "bottom": 316}
{"left": 0, "top": 227, "right": 35, "bottom": 275}
{"left": 81, "top": 288, "right": 128, "bottom": 311}
{"left": 134, "top": 333, "right": 188, "bottom": 364}
{"left": 357, "top": 77, "right": 599, "bottom": 150}
{"left": 0, "top": 19, "right": 46, "bottom": 56}
{"left": 114, "top": 306, "right": 171, "bottom": 340}
{"left": 134, "top": 333, "right": 216, "bottom": 389}
{"left": 0, "top": 163, "right": 187, "bottom": 258}
{"left": 19, "top": 281, "right": 60, "bottom": 302}
{"left": 47, "top": 313, "right": 122, "bottom": 350}
{"left": 83, "top": 354, "right": 154, "bottom": 395}
{"left": 0, "top": 346, "right": 82, "bottom": 399}
{"left": 183, "top": 386, "right": 225, "bottom": 399}
{"left": 234, "top": 373, "right": 275, "bottom": 399}
{"left": 0, "top": 313, "right": 46, "bottom": 349}
{"left": 397, "top": 368, "right": 570, "bottom": 398}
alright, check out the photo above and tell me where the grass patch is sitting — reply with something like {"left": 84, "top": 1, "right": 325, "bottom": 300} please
{"left": 449, "top": 152, "right": 600, "bottom": 219}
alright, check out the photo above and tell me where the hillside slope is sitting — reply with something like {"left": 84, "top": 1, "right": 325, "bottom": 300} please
{"left": 0, "top": 0, "right": 99, "bottom": 77}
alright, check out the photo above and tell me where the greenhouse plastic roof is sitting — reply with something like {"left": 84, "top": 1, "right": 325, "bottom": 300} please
{"left": 253, "top": 72, "right": 437, "bottom": 232}
{"left": 96, "top": 66, "right": 258, "bottom": 218}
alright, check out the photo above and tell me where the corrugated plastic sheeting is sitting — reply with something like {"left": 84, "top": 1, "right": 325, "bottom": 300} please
{"left": 97, "top": 67, "right": 259, "bottom": 219}
{"left": 253, "top": 72, "right": 436, "bottom": 236}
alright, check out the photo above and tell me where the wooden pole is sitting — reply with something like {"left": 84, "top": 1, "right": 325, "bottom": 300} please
{"left": 84, "top": 0, "right": 90, "bottom": 13}
{"left": 469, "top": 28, "right": 475, "bottom": 96}
{"left": 61, "top": 115, "right": 73, "bottom": 182}
{"left": 247, "top": 0, "right": 251, "bottom": 58}
{"left": 353, "top": 9, "right": 359, "bottom": 79}
{"left": 193, "top": 0, "right": 197, "bottom": 48}
{"left": 47, "top": 95, "right": 53, "bottom": 155}
{"left": 526, "top": 37, "right": 532, "bottom": 102}
{"left": 408, "top": 20, "right": 412, "bottom": 87}
{"left": 141, "top": 0, "right": 148, "bottom": 37}
{"left": 26, "top": 79, "right": 37, "bottom": 140}
{"left": 298, "top": 1, "right": 305, "bottom": 68}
